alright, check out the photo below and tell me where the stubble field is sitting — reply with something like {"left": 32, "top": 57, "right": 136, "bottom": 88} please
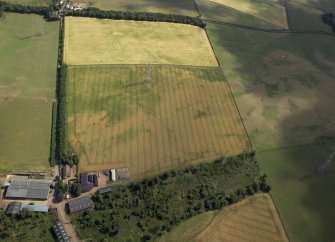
{"left": 159, "top": 193, "right": 288, "bottom": 242}
{"left": 67, "top": 65, "right": 249, "bottom": 175}
{"left": 63, "top": 17, "right": 218, "bottom": 66}
{"left": 0, "top": 13, "right": 59, "bottom": 173}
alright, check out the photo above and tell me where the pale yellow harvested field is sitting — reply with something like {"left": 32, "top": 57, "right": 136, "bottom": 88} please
{"left": 64, "top": 17, "right": 218, "bottom": 66}
{"left": 67, "top": 65, "right": 249, "bottom": 176}
{"left": 208, "top": 0, "right": 288, "bottom": 28}
{"left": 159, "top": 193, "right": 289, "bottom": 242}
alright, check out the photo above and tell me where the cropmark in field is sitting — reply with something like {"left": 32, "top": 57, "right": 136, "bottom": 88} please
{"left": 67, "top": 65, "right": 249, "bottom": 176}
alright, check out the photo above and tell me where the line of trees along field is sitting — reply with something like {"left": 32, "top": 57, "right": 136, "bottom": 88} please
{"left": 65, "top": 8, "right": 206, "bottom": 27}
{"left": 0, "top": 1, "right": 206, "bottom": 27}
{"left": 72, "top": 152, "right": 271, "bottom": 241}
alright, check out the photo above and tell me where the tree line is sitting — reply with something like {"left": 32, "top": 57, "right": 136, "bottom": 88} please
{"left": 322, "top": 13, "right": 335, "bottom": 33}
{"left": 65, "top": 8, "right": 206, "bottom": 27}
{"left": 0, "top": 1, "right": 59, "bottom": 20}
{"left": 73, "top": 152, "right": 271, "bottom": 241}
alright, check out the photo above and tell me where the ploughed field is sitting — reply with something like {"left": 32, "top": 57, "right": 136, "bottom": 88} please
{"left": 63, "top": 17, "right": 218, "bottom": 66}
{"left": 0, "top": 13, "right": 59, "bottom": 173}
{"left": 67, "top": 65, "right": 249, "bottom": 175}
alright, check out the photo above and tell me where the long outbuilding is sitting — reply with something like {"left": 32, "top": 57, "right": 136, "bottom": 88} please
{"left": 5, "top": 179, "right": 52, "bottom": 200}
{"left": 53, "top": 221, "right": 70, "bottom": 242}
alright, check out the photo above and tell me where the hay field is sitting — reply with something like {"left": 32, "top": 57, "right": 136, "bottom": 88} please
{"left": 72, "top": 0, "right": 198, "bottom": 16}
{"left": 0, "top": 13, "right": 59, "bottom": 173}
{"left": 63, "top": 17, "right": 217, "bottom": 66}
{"left": 67, "top": 65, "right": 249, "bottom": 175}
{"left": 207, "top": 0, "right": 287, "bottom": 28}
{"left": 159, "top": 193, "right": 288, "bottom": 242}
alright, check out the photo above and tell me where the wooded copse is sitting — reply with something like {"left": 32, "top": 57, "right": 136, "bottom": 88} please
{"left": 73, "top": 152, "right": 271, "bottom": 241}
{"left": 322, "top": 13, "right": 335, "bottom": 33}
{"left": 65, "top": 8, "right": 206, "bottom": 27}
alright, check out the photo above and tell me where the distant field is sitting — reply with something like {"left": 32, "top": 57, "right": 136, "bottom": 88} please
{"left": 286, "top": 0, "right": 333, "bottom": 33}
{"left": 291, "top": 0, "right": 335, "bottom": 11}
{"left": 206, "top": 0, "right": 287, "bottom": 28}
{"left": 195, "top": 0, "right": 283, "bottom": 30}
{"left": 159, "top": 193, "right": 288, "bottom": 242}
{"left": 206, "top": 23, "right": 335, "bottom": 151}
{"left": 67, "top": 65, "right": 249, "bottom": 175}
{"left": 4, "top": 0, "right": 51, "bottom": 6}
{"left": 258, "top": 143, "right": 335, "bottom": 242}
{"left": 0, "top": 13, "right": 59, "bottom": 173}
{"left": 72, "top": 0, "right": 198, "bottom": 16}
{"left": 63, "top": 17, "right": 217, "bottom": 66}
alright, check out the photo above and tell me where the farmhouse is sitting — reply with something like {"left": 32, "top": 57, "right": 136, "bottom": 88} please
{"left": 67, "top": 195, "right": 93, "bottom": 214}
{"left": 53, "top": 221, "right": 70, "bottom": 242}
{"left": 5, "top": 179, "right": 52, "bottom": 200}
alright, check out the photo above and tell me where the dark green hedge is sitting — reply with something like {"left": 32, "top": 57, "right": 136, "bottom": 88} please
{"left": 65, "top": 8, "right": 206, "bottom": 28}
{"left": 322, "top": 13, "right": 335, "bottom": 33}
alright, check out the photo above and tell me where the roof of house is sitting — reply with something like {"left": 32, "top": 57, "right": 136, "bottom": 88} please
{"left": 53, "top": 221, "right": 70, "bottom": 242}
{"left": 21, "top": 204, "right": 49, "bottom": 213}
{"left": 6, "top": 179, "right": 51, "bottom": 200}
{"left": 80, "top": 173, "right": 94, "bottom": 192}
{"left": 5, "top": 202, "right": 22, "bottom": 216}
{"left": 67, "top": 195, "right": 93, "bottom": 213}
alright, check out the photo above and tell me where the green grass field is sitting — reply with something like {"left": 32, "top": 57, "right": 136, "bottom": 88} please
{"left": 206, "top": 18, "right": 335, "bottom": 241}
{"left": 258, "top": 143, "right": 335, "bottom": 242}
{"left": 286, "top": 0, "right": 333, "bottom": 33}
{"left": 4, "top": 0, "right": 51, "bottom": 6}
{"left": 203, "top": 0, "right": 287, "bottom": 28}
{"left": 291, "top": 0, "right": 335, "bottom": 11}
{"left": 206, "top": 23, "right": 335, "bottom": 151}
{"left": 195, "top": 0, "right": 283, "bottom": 30}
{"left": 67, "top": 65, "right": 248, "bottom": 176}
{"left": 72, "top": 0, "right": 198, "bottom": 16}
{"left": 0, "top": 13, "right": 59, "bottom": 173}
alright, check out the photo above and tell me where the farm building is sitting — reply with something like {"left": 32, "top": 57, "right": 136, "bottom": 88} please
{"left": 116, "top": 168, "right": 129, "bottom": 180}
{"left": 110, "top": 169, "right": 116, "bottom": 181}
{"left": 97, "top": 186, "right": 112, "bottom": 195}
{"left": 21, "top": 204, "right": 49, "bottom": 213}
{"left": 67, "top": 195, "right": 93, "bottom": 214}
{"left": 53, "top": 221, "right": 70, "bottom": 242}
{"left": 80, "top": 173, "right": 93, "bottom": 192}
{"left": 5, "top": 179, "right": 52, "bottom": 200}
{"left": 61, "top": 165, "right": 71, "bottom": 179}
{"left": 5, "top": 202, "right": 22, "bottom": 217}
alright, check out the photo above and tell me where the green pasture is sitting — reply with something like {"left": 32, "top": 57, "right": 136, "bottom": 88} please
{"left": 206, "top": 23, "right": 335, "bottom": 151}
{"left": 286, "top": 0, "right": 333, "bottom": 33}
{"left": 195, "top": 0, "right": 282, "bottom": 29}
{"left": 0, "top": 13, "right": 59, "bottom": 173}
{"left": 290, "top": 0, "right": 335, "bottom": 11}
{"left": 258, "top": 143, "right": 335, "bottom": 242}
{"left": 72, "top": 0, "right": 198, "bottom": 16}
{"left": 4, "top": 0, "right": 52, "bottom": 6}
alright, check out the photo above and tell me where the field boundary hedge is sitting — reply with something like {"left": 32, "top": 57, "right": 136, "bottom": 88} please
{"left": 65, "top": 8, "right": 206, "bottom": 27}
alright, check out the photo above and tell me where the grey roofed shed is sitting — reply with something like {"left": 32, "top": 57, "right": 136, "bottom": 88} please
{"left": 6, "top": 179, "right": 51, "bottom": 200}
{"left": 67, "top": 195, "right": 93, "bottom": 214}
{"left": 53, "top": 221, "right": 70, "bottom": 242}
{"left": 97, "top": 186, "right": 112, "bottom": 195}
{"left": 5, "top": 202, "right": 22, "bottom": 216}
{"left": 21, "top": 204, "right": 49, "bottom": 213}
